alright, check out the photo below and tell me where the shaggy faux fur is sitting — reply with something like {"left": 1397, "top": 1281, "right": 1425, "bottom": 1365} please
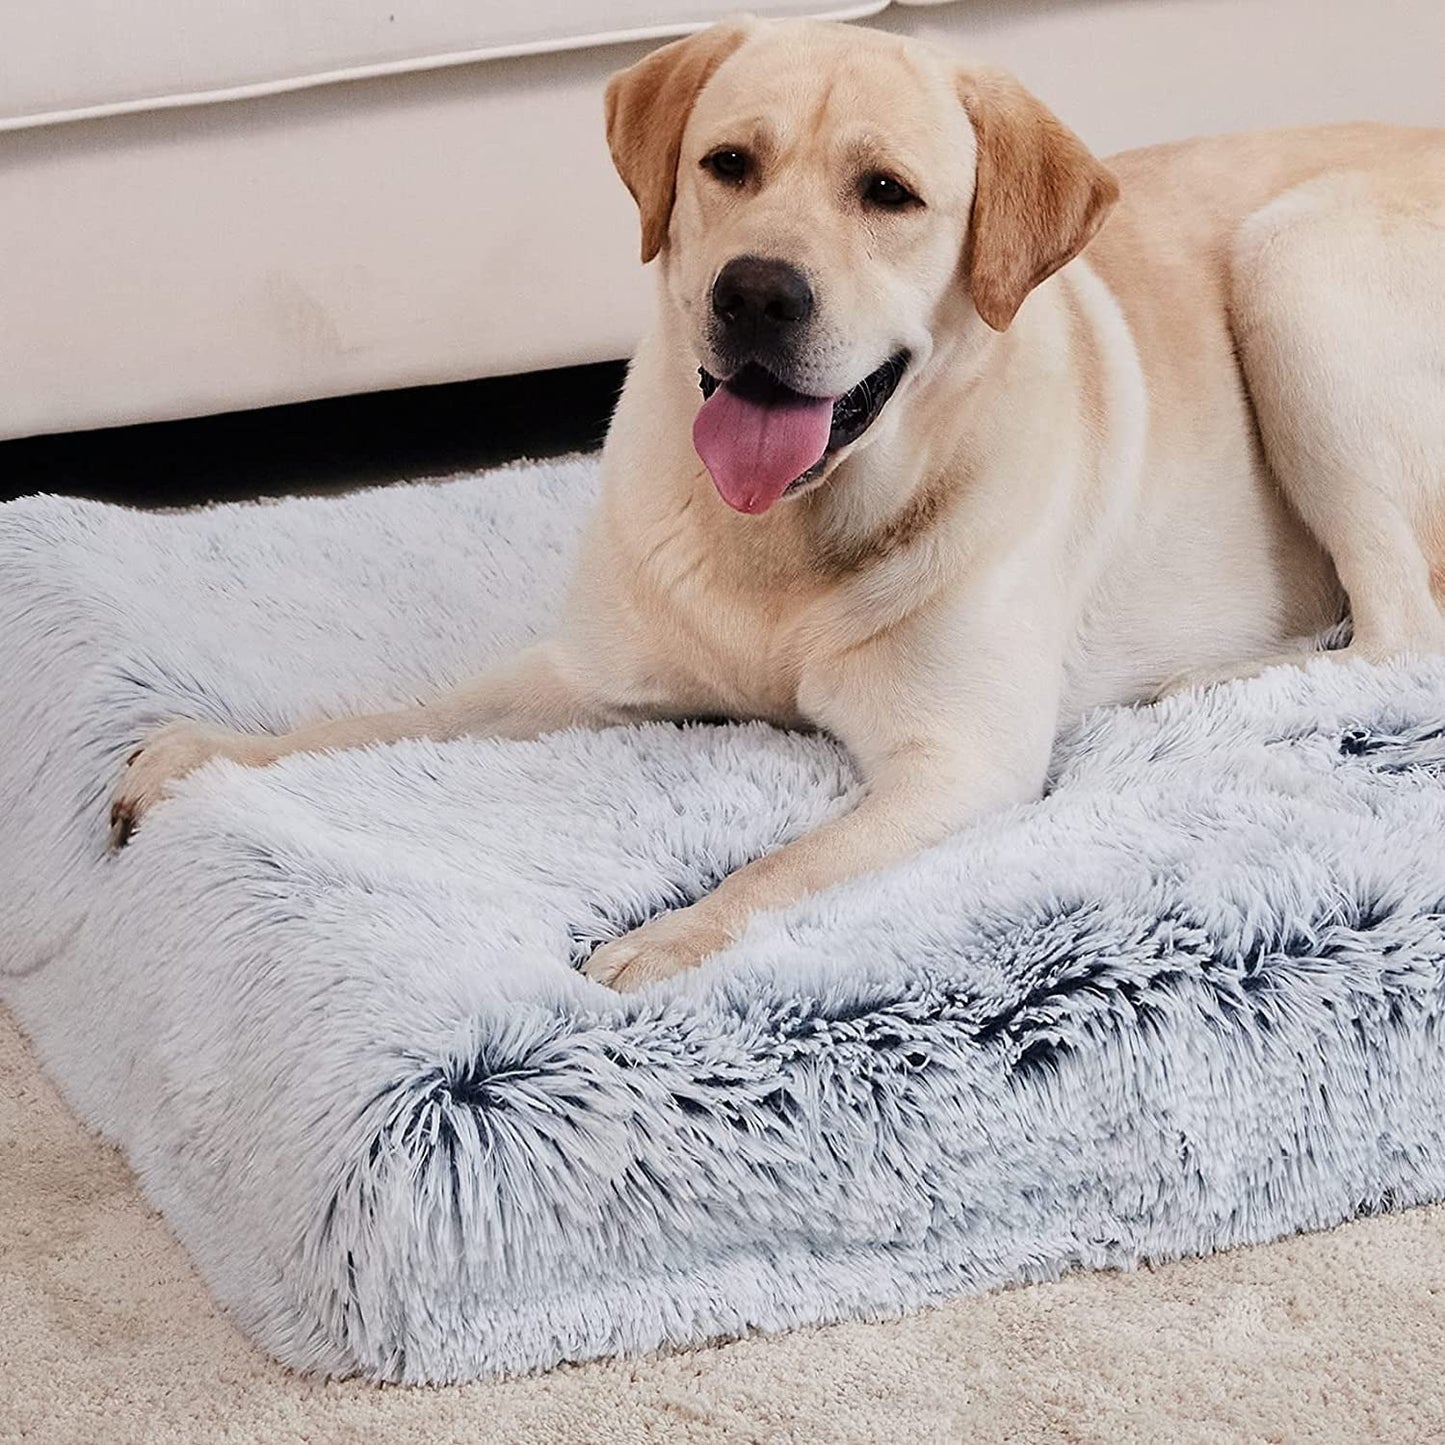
{"left": 2, "top": 456, "right": 1445, "bottom": 1384}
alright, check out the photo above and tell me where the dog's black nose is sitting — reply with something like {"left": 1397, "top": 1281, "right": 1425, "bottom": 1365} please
{"left": 711, "top": 256, "right": 814, "bottom": 343}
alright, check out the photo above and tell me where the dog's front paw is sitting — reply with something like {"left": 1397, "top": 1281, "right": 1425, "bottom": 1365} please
{"left": 110, "top": 720, "right": 270, "bottom": 849}
{"left": 582, "top": 909, "right": 733, "bottom": 993}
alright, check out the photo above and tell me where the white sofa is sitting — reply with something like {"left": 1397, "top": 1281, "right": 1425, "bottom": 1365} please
{"left": 2, "top": 0, "right": 1442, "bottom": 441}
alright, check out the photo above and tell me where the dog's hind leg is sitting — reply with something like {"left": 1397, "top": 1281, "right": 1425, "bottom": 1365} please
{"left": 1167, "top": 163, "right": 1445, "bottom": 698}
{"left": 1180, "top": 165, "right": 1445, "bottom": 695}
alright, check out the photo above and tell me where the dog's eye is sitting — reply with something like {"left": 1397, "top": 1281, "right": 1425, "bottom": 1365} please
{"left": 703, "top": 149, "right": 751, "bottom": 183}
{"left": 863, "top": 174, "right": 919, "bottom": 209}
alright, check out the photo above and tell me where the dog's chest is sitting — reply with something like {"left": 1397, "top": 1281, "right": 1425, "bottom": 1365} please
{"left": 655, "top": 592, "right": 812, "bottom": 726}
{"left": 622, "top": 533, "right": 816, "bottom": 727}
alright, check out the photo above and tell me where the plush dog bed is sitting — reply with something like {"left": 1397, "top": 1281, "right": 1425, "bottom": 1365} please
{"left": 3, "top": 457, "right": 1445, "bottom": 1383}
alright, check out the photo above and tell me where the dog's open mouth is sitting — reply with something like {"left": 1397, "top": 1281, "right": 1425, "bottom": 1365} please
{"left": 694, "top": 352, "right": 909, "bottom": 514}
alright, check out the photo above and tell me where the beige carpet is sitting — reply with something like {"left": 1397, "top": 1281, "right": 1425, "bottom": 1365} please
{"left": 4, "top": 1008, "right": 1443, "bottom": 1445}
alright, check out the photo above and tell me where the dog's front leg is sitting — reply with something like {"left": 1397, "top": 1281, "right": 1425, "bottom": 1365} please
{"left": 110, "top": 641, "right": 622, "bottom": 845}
{"left": 584, "top": 614, "right": 1064, "bottom": 992}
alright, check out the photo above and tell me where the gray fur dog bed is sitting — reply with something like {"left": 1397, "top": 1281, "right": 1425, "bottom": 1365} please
{"left": 2, "top": 456, "right": 1445, "bottom": 1383}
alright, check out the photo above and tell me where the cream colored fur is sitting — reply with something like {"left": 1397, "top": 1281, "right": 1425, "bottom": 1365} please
{"left": 112, "top": 18, "right": 1445, "bottom": 991}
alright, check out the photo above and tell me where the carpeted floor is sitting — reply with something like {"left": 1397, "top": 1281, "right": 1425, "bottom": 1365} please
{"left": 5, "top": 1007, "right": 1444, "bottom": 1443}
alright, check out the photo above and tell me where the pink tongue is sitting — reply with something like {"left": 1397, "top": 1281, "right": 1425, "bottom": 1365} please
{"left": 693, "top": 385, "right": 835, "bottom": 514}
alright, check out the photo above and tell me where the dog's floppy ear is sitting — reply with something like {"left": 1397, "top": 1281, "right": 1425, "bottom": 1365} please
{"left": 605, "top": 22, "right": 751, "bottom": 264}
{"left": 957, "top": 68, "right": 1119, "bottom": 331}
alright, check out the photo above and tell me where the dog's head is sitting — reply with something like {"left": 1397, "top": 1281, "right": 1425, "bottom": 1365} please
{"left": 605, "top": 18, "right": 1117, "bottom": 514}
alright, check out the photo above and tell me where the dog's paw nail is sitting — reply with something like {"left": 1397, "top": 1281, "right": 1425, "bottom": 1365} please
{"left": 109, "top": 802, "right": 135, "bottom": 850}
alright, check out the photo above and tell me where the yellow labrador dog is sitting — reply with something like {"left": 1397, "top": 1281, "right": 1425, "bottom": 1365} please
{"left": 113, "top": 17, "right": 1445, "bottom": 990}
